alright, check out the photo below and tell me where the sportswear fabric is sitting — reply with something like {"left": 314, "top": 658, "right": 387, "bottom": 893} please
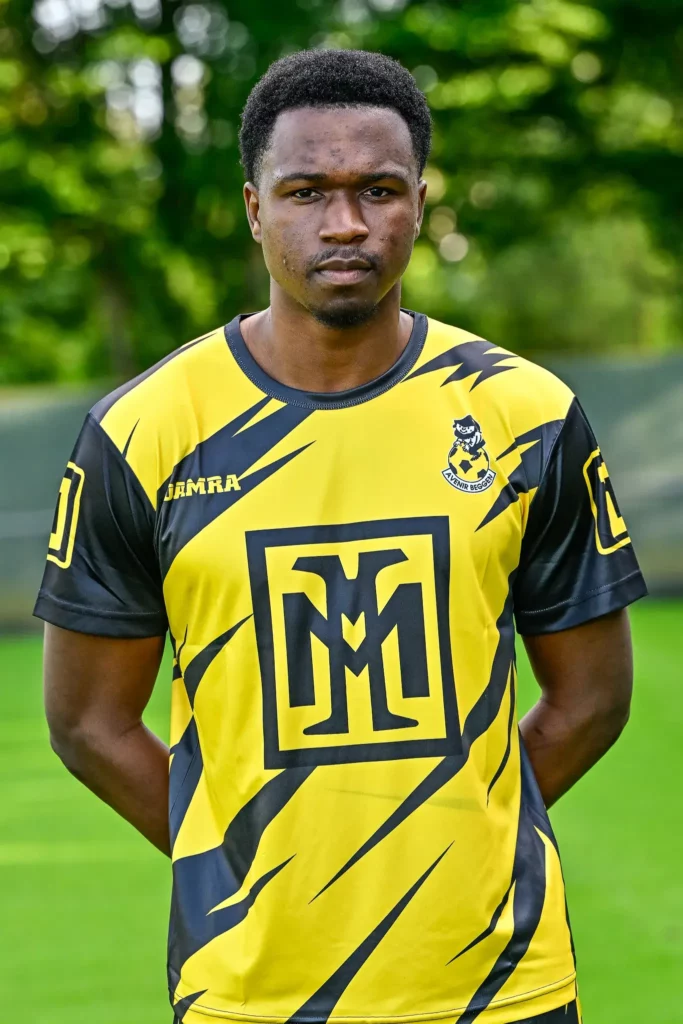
{"left": 173, "top": 997, "right": 580, "bottom": 1024}
{"left": 36, "top": 312, "right": 644, "bottom": 1024}
{"left": 175, "top": 996, "right": 580, "bottom": 1024}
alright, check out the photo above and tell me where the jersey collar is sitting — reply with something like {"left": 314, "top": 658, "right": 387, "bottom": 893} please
{"left": 224, "top": 309, "right": 428, "bottom": 411}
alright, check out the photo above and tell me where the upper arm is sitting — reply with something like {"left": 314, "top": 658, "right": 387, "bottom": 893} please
{"left": 523, "top": 608, "right": 633, "bottom": 715}
{"left": 44, "top": 624, "right": 165, "bottom": 740}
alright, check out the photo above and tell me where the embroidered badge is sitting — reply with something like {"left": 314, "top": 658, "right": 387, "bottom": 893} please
{"left": 442, "top": 415, "right": 496, "bottom": 493}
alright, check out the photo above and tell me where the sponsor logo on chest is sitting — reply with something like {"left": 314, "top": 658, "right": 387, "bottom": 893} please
{"left": 163, "top": 475, "right": 241, "bottom": 501}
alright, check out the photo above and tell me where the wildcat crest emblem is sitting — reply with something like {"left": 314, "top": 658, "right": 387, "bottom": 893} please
{"left": 442, "top": 415, "right": 496, "bottom": 493}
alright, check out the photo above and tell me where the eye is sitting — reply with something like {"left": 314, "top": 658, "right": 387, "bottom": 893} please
{"left": 290, "top": 188, "right": 319, "bottom": 201}
{"left": 363, "top": 186, "right": 394, "bottom": 198}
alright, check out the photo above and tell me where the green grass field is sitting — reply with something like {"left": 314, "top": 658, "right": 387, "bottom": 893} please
{"left": 1, "top": 601, "right": 681, "bottom": 1023}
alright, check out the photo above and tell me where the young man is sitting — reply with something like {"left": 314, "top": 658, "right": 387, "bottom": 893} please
{"left": 36, "top": 49, "right": 646, "bottom": 1024}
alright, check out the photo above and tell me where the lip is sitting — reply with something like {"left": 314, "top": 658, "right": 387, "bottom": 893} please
{"left": 315, "top": 267, "right": 373, "bottom": 285}
{"left": 316, "top": 258, "right": 372, "bottom": 271}
{"left": 314, "top": 259, "right": 373, "bottom": 286}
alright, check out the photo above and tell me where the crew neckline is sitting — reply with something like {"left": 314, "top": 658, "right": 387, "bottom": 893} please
{"left": 223, "top": 309, "right": 428, "bottom": 411}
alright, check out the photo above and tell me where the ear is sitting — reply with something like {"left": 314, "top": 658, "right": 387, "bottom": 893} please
{"left": 415, "top": 178, "right": 428, "bottom": 238}
{"left": 243, "top": 182, "right": 262, "bottom": 243}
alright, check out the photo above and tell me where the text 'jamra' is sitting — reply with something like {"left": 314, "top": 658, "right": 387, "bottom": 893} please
{"left": 163, "top": 475, "right": 241, "bottom": 501}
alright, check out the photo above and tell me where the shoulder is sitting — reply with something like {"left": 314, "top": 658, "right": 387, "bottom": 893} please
{"left": 414, "top": 316, "right": 575, "bottom": 427}
{"left": 90, "top": 325, "right": 228, "bottom": 444}
{"left": 86, "top": 323, "right": 256, "bottom": 509}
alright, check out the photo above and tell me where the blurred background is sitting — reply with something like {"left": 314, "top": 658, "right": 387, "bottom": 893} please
{"left": 0, "top": 0, "right": 681, "bottom": 1021}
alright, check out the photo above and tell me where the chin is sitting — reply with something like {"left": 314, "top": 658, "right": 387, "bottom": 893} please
{"left": 308, "top": 299, "right": 379, "bottom": 330}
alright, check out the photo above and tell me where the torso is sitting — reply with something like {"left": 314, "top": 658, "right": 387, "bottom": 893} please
{"left": 91, "top": 311, "right": 578, "bottom": 1023}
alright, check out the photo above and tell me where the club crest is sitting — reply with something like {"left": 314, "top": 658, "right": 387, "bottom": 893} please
{"left": 442, "top": 415, "right": 496, "bottom": 493}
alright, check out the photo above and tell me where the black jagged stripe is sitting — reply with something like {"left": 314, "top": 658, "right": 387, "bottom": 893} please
{"left": 169, "top": 717, "right": 202, "bottom": 848}
{"left": 157, "top": 400, "right": 314, "bottom": 579}
{"left": 288, "top": 845, "right": 453, "bottom": 1024}
{"left": 519, "top": 744, "right": 578, "bottom": 972}
{"left": 312, "top": 755, "right": 465, "bottom": 903}
{"left": 168, "top": 616, "right": 252, "bottom": 850}
{"left": 169, "top": 767, "right": 314, "bottom": 972}
{"left": 220, "top": 766, "right": 314, "bottom": 883}
{"left": 121, "top": 418, "right": 140, "bottom": 460}
{"left": 182, "top": 615, "right": 252, "bottom": 709}
{"left": 487, "top": 665, "right": 517, "bottom": 803}
{"left": 312, "top": 580, "right": 516, "bottom": 902}
{"left": 455, "top": 768, "right": 553, "bottom": 1024}
{"left": 462, "top": 579, "right": 516, "bottom": 739}
{"left": 173, "top": 856, "right": 294, "bottom": 966}
{"left": 171, "top": 988, "right": 207, "bottom": 1021}
{"left": 405, "top": 338, "right": 518, "bottom": 391}
{"left": 446, "top": 876, "right": 514, "bottom": 964}
{"left": 477, "top": 420, "right": 565, "bottom": 532}
{"left": 170, "top": 626, "right": 188, "bottom": 683}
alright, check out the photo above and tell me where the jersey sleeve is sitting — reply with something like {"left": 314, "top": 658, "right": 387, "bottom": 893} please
{"left": 33, "top": 413, "right": 167, "bottom": 638}
{"left": 513, "top": 396, "right": 647, "bottom": 635}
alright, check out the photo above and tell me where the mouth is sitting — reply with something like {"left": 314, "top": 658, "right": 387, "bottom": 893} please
{"left": 314, "top": 258, "right": 374, "bottom": 286}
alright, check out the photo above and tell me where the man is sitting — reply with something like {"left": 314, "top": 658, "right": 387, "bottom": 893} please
{"left": 36, "top": 49, "right": 646, "bottom": 1024}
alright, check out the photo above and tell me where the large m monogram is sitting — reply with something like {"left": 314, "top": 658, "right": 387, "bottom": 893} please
{"left": 285, "top": 550, "right": 429, "bottom": 735}
{"left": 247, "top": 518, "right": 461, "bottom": 767}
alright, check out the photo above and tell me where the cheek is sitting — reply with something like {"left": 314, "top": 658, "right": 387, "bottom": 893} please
{"left": 378, "top": 205, "right": 418, "bottom": 239}
{"left": 262, "top": 219, "right": 305, "bottom": 271}
{"left": 260, "top": 226, "right": 289, "bottom": 276}
{"left": 376, "top": 213, "right": 419, "bottom": 259}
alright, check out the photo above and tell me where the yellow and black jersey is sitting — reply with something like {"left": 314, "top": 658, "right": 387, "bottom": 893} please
{"left": 35, "top": 312, "right": 645, "bottom": 1024}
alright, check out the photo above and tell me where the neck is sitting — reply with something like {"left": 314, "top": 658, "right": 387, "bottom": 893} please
{"left": 239, "top": 283, "right": 413, "bottom": 393}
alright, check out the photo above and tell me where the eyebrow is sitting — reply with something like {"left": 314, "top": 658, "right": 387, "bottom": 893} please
{"left": 273, "top": 170, "right": 411, "bottom": 187}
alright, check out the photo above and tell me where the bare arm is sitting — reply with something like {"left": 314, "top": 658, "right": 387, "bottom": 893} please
{"left": 44, "top": 622, "right": 170, "bottom": 855}
{"left": 520, "top": 608, "right": 633, "bottom": 808}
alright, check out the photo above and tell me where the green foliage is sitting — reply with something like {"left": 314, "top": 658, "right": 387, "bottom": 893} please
{"left": 1, "top": 0, "right": 682, "bottom": 383}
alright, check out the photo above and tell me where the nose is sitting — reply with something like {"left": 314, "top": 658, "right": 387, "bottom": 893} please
{"left": 319, "top": 192, "right": 369, "bottom": 245}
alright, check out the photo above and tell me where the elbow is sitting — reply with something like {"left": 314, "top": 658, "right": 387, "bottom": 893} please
{"left": 48, "top": 721, "right": 81, "bottom": 774}
{"left": 46, "top": 714, "right": 96, "bottom": 776}
{"left": 562, "top": 684, "right": 632, "bottom": 752}
{"left": 595, "top": 690, "right": 632, "bottom": 748}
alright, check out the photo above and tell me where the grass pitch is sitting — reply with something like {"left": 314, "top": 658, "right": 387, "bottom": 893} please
{"left": 1, "top": 601, "right": 680, "bottom": 1023}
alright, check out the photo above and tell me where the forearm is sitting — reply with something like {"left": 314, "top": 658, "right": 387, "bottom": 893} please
{"left": 519, "top": 694, "right": 629, "bottom": 808}
{"left": 50, "top": 720, "right": 170, "bottom": 855}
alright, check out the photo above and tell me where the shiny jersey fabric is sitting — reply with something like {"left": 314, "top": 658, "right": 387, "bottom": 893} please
{"left": 35, "top": 312, "right": 646, "bottom": 1024}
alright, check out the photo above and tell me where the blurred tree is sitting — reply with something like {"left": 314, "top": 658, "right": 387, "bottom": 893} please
{"left": 0, "top": 0, "right": 681, "bottom": 384}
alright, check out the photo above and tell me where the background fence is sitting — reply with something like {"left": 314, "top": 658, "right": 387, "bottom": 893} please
{"left": 3, "top": 350, "right": 681, "bottom": 632}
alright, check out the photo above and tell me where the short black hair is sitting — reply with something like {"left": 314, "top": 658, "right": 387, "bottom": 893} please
{"left": 239, "top": 49, "right": 432, "bottom": 183}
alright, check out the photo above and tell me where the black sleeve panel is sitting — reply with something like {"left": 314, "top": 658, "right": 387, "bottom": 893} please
{"left": 33, "top": 414, "right": 167, "bottom": 638}
{"left": 514, "top": 397, "right": 647, "bottom": 635}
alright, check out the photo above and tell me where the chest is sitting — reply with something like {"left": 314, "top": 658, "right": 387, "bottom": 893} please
{"left": 157, "top": 395, "right": 525, "bottom": 629}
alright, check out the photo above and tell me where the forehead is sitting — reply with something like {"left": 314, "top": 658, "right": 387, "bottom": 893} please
{"left": 262, "top": 105, "right": 417, "bottom": 181}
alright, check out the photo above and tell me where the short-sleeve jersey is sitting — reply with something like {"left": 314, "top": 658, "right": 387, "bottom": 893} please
{"left": 35, "top": 312, "right": 646, "bottom": 1024}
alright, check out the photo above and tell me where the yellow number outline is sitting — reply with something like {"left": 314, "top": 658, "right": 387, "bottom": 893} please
{"left": 582, "top": 449, "right": 631, "bottom": 555}
{"left": 47, "top": 462, "right": 85, "bottom": 569}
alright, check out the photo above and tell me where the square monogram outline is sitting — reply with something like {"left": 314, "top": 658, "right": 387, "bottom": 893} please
{"left": 245, "top": 516, "right": 461, "bottom": 768}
